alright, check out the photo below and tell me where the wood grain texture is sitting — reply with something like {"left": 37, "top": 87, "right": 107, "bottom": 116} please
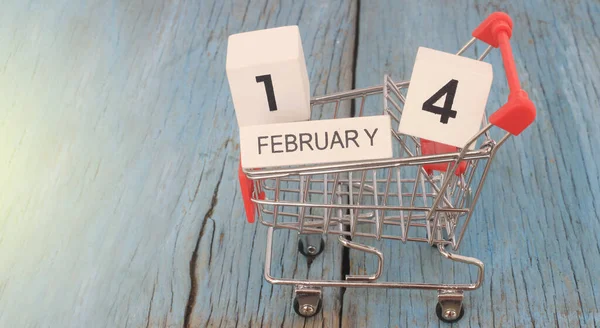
{"left": 0, "top": 1, "right": 356, "bottom": 327}
{"left": 342, "top": 0, "right": 600, "bottom": 327}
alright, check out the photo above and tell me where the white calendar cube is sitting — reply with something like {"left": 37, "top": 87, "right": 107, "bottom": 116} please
{"left": 398, "top": 47, "right": 493, "bottom": 148}
{"left": 226, "top": 26, "right": 311, "bottom": 127}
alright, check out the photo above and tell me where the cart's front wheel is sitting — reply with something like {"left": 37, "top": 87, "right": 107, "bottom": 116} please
{"left": 436, "top": 302, "right": 465, "bottom": 323}
{"left": 293, "top": 296, "right": 322, "bottom": 318}
{"left": 293, "top": 286, "right": 322, "bottom": 318}
{"left": 436, "top": 289, "right": 465, "bottom": 323}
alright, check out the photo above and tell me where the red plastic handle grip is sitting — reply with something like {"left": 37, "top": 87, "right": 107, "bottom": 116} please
{"left": 472, "top": 12, "right": 536, "bottom": 135}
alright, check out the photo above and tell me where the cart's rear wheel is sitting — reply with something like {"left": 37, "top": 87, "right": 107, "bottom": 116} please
{"left": 436, "top": 302, "right": 465, "bottom": 323}
{"left": 298, "top": 238, "right": 325, "bottom": 258}
{"left": 293, "top": 296, "right": 322, "bottom": 318}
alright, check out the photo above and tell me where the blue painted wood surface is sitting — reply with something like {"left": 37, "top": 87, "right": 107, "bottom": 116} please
{"left": 0, "top": 1, "right": 599, "bottom": 327}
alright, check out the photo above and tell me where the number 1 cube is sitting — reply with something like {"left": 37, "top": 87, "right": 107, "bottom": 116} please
{"left": 226, "top": 26, "right": 311, "bottom": 127}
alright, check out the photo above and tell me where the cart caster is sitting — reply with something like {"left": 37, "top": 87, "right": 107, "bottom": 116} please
{"left": 298, "top": 236, "right": 325, "bottom": 258}
{"left": 436, "top": 290, "right": 465, "bottom": 323}
{"left": 293, "top": 286, "right": 322, "bottom": 318}
{"left": 436, "top": 302, "right": 464, "bottom": 323}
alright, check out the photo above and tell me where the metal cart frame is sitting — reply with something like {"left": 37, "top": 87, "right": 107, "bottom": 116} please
{"left": 238, "top": 12, "right": 535, "bottom": 323}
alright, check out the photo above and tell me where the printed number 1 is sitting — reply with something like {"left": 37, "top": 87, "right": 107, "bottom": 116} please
{"left": 256, "top": 74, "right": 278, "bottom": 111}
{"left": 422, "top": 79, "right": 458, "bottom": 124}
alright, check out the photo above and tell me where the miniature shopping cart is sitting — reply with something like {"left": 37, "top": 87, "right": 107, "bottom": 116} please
{"left": 238, "top": 12, "right": 535, "bottom": 323}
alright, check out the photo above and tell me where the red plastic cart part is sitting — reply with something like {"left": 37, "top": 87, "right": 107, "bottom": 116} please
{"left": 473, "top": 12, "right": 536, "bottom": 135}
{"left": 420, "top": 139, "right": 468, "bottom": 176}
{"left": 238, "top": 161, "right": 264, "bottom": 223}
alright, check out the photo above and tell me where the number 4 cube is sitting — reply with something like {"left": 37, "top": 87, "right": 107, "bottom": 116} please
{"left": 226, "top": 26, "right": 311, "bottom": 127}
{"left": 399, "top": 47, "right": 493, "bottom": 148}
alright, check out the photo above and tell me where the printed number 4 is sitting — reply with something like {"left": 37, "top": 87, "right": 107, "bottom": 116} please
{"left": 256, "top": 74, "right": 278, "bottom": 112}
{"left": 422, "top": 79, "right": 458, "bottom": 124}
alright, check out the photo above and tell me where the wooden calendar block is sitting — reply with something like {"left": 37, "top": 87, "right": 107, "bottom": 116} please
{"left": 398, "top": 47, "right": 493, "bottom": 148}
{"left": 226, "top": 26, "right": 311, "bottom": 127}
{"left": 239, "top": 115, "right": 393, "bottom": 169}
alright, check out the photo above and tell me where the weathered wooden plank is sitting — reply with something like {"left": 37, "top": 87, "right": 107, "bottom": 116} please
{"left": 342, "top": 0, "right": 600, "bottom": 327}
{"left": 0, "top": 1, "right": 356, "bottom": 327}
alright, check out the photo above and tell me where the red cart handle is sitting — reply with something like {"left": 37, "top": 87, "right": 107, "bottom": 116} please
{"left": 473, "top": 12, "right": 536, "bottom": 135}
{"left": 239, "top": 160, "right": 264, "bottom": 223}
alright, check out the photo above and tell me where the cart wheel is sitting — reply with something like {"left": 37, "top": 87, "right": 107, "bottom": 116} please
{"left": 436, "top": 302, "right": 465, "bottom": 323}
{"left": 298, "top": 238, "right": 325, "bottom": 258}
{"left": 293, "top": 296, "right": 322, "bottom": 318}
